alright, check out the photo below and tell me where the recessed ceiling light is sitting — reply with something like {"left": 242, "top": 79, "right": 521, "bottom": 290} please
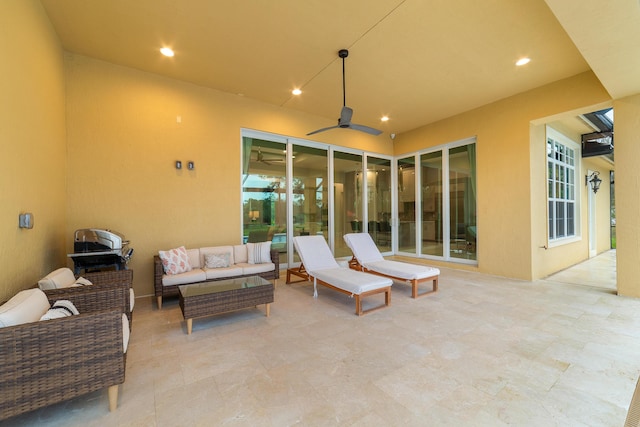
{"left": 381, "top": 116, "right": 390, "bottom": 122}
{"left": 515, "top": 57, "right": 530, "bottom": 66}
{"left": 292, "top": 88, "right": 302, "bottom": 96}
{"left": 160, "top": 47, "right": 174, "bottom": 57}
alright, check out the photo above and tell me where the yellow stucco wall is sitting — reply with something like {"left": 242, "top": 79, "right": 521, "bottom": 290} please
{"left": 394, "top": 71, "right": 611, "bottom": 280}
{"left": 615, "top": 94, "right": 640, "bottom": 297}
{"left": 0, "top": 0, "right": 67, "bottom": 302}
{"left": 64, "top": 54, "right": 391, "bottom": 297}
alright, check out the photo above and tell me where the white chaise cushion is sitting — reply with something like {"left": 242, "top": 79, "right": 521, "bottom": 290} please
{"left": 162, "top": 269, "right": 207, "bottom": 286}
{"left": 38, "top": 267, "right": 76, "bottom": 290}
{"left": 0, "top": 288, "right": 50, "bottom": 327}
{"left": 247, "top": 241, "right": 271, "bottom": 264}
{"left": 312, "top": 268, "right": 392, "bottom": 295}
{"left": 343, "top": 233, "right": 384, "bottom": 264}
{"left": 293, "top": 235, "right": 340, "bottom": 272}
{"left": 365, "top": 260, "right": 440, "bottom": 281}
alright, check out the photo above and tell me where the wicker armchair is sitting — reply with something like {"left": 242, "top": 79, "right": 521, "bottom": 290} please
{"left": 154, "top": 249, "right": 279, "bottom": 309}
{"left": 42, "top": 270, "right": 134, "bottom": 327}
{"left": 0, "top": 290, "right": 127, "bottom": 421}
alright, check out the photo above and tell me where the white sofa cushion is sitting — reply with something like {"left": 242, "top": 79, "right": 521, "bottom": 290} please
{"left": 0, "top": 288, "right": 50, "bottom": 327}
{"left": 247, "top": 241, "right": 271, "bottom": 264}
{"left": 38, "top": 267, "right": 76, "bottom": 290}
{"left": 234, "top": 244, "right": 248, "bottom": 264}
{"left": 238, "top": 262, "right": 275, "bottom": 275}
{"left": 130, "top": 288, "right": 135, "bottom": 311}
{"left": 162, "top": 269, "right": 207, "bottom": 286}
{"left": 200, "top": 246, "right": 234, "bottom": 267}
{"left": 186, "top": 248, "right": 201, "bottom": 269}
{"left": 204, "top": 266, "right": 244, "bottom": 280}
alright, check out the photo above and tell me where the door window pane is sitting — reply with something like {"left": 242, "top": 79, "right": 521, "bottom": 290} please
{"left": 334, "top": 151, "right": 363, "bottom": 257}
{"left": 242, "top": 137, "right": 286, "bottom": 264}
{"left": 398, "top": 156, "right": 416, "bottom": 253}
{"left": 420, "top": 151, "right": 443, "bottom": 256}
{"left": 367, "top": 157, "right": 392, "bottom": 252}
{"left": 292, "top": 145, "right": 328, "bottom": 262}
{"left": 449, "top": 144, "right": 476, "bottom": 260}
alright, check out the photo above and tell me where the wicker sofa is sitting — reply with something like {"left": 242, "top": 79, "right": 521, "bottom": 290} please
{"left": 154, "top": 244, "right": 280, "bottom": 309}
{"left": 0, "top": 287, "right": 128, "bottom": 421}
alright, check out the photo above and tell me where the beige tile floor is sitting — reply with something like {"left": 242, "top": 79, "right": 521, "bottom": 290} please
{"left": 4, "top": 250, "right": 640, "bottom": 427}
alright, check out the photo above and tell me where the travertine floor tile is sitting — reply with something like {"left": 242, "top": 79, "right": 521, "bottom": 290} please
{"left": 3, "top": 250, "right": 637, "bottom": 426}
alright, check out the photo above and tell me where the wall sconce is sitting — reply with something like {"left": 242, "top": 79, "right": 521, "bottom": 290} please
{"left": 19, "top": 212, "right": 34, "bottom": 229}
{"left": 586, "top": 171, "right": 602, "bottom": 194}
{"left": 187, "top": 161, "right": 195, "bottom": 170}
{"left": 175, "top": 160, "right": 182, "bottom": 169}
{"left": 249, "top": 210, "right": 260, "bottom": 221}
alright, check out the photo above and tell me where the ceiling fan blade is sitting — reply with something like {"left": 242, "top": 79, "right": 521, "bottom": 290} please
{"left": 307, "top": 125, "right": 339, "bottom": 136}
{"left": 349, "top": 123, "right": 383, "bottom": 135}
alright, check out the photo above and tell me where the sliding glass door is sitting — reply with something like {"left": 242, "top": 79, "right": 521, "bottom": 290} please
{"left": 367, "top": 157, "right": 392, "bottom": 252}
{"left": 242, "top": 136, "right": 287, "bottom": 264}
{"left": 396, "top": 138, "right": 477, "bottom": 263}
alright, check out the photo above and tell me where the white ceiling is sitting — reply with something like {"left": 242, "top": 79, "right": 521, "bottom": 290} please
{"left": 39, "top": 0, "right": 640, "bottom": 135}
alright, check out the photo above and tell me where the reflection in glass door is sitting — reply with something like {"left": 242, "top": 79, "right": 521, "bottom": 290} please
{"left": 242, "top": 137, "right": 287, "bottom": 264}
{"left": 292, "top": 145, "right": 328, "bottom": 262}
{"left": 397, "top": 156, "right": 417, "bottom": 253}
{"left": 334, "top": 151, "right": 363, "bottom": 258}
{"left": 367, "top": 157, "right": 392, "bottom": 252}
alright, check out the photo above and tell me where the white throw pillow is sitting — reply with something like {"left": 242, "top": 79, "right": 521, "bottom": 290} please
{"left": 40, "top": 300, "right": 80, "bottom": 321}
{"left": 158, "top": 246, "right": 192, "bottom": 275}
{"left": 72, "top": 277, "right": 93, "bottom": 287}
{"left": 247, "top": 241, "right": 271, "bottom": 264}
{"left": 204, "top": 253, "right": 230, "bottom": 268}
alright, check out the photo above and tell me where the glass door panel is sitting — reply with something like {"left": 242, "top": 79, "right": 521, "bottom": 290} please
{"left": 292, "top": 145, "right": 328, "bottom": 263}
{"left": 420, "top": 151, "right": 443, "bottom": 256}
{"left": 334, "top": 151, "right": 363, "bottom": 258}
{"left": 449, "top": 144, "right": 476, "bottom": 260}
{"left": 397, "top": 156, "right": 416, "bottom": 253}
{"left": 242, "top": 137, "right": 287, "bottom": 264}
{"left": 367, "top": 157, "right": 392, "bottom": 252}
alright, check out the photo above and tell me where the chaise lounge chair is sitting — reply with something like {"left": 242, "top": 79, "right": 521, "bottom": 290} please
{"left": 290, "top": 235, "right": 392, "bottom": 316}
{"left": 343, "top": 233, "right": 440, "bottom": 298}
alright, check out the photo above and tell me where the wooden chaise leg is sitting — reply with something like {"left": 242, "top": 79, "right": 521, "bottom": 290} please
{"left": 433, "top": 277, "right": 438, "bottom": 292}
{"left": 411, "top": 279, "right": 418, "bottom": 298}
{"left": 355, "top": 295, "right": 363, "bottom": 316}
{"left": 108, "top": 385, "right": 118, "bottom": 412}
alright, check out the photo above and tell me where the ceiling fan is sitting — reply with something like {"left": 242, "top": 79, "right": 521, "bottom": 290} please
{"left": 255, "top": 148, "right": 285, "bottom": 165}
{"left": 307, "top": 49, "right": 382, "bottom": 136}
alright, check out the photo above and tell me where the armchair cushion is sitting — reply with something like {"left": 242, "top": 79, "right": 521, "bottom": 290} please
{"left": 38, "top": 267, "right": 76, "bottom": 290}
{"left": 0, "top": 288, "right": 50, "bottom": 327}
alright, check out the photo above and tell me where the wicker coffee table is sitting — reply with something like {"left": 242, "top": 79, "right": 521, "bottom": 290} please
{"left": 178, "top": 276, "right": 274, "bottom": 334}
